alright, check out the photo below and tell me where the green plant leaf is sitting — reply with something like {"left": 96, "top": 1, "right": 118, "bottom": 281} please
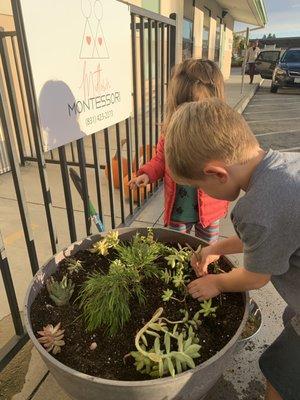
{"left": 175, "top": 358, "right": 182, "bottom": 374}
{"left": 149, "top": 323, "right": 162, "bottom": 331}
{"left": 158, "top": 360, "right": 164, "bottom": 377}
{"left": 183, "top": 337, "right": 192, "bottom": 351}
{"left": 141, "top": 334, "right": 148, "bottom": 347}
{"left": 167, "top": 357, "right": 175, "bottom": 378}
{"left": 178, "top": 333, "right": 184, "bottom": 353}
{"left": 185, "top": 344, "right": 201, "bottom": 357}
{"left": 164, "top": 332, "right": 171, "bottom": 354}
{"left": 148, "top": 352, "right": 161, "bottom": 363}
{"left": 154, "top": 337, "right": 161, "bottom": 354}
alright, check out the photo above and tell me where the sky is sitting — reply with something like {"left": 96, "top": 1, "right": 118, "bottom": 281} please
{"left": 235, "top": 0, "right": 300, "bottom": 38}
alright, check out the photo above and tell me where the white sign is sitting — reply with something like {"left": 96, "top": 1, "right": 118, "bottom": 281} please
{"left": 20, "top": 0, "right": 132, "bottom": 151}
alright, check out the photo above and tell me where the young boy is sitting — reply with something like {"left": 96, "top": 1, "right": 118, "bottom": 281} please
{"left": 165, "top": 98, "right": 300, "bottom": 400}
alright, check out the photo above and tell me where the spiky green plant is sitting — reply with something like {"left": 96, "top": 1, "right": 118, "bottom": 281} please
{"left": 130, "top": 308, "right": 201, "bottom": 378}
{"left": 37, "top": 322, "right": 65, "bottom": 354}
{"left": 79, "top": 259, "right": 145, "bottom": 335}
{"left": 199, "top": 299, "right": 218, "bottom": 317}
{"left": 79, "top": 230, "right": 171, "bottom": 335}
{"left": 46, "top": 276, "right": 75, "bottom": 306}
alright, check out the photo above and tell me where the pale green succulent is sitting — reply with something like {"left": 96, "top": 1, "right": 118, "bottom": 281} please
{"left": 90, "top": 231, "right": 120, "bottom": 256}
{"left": 46, "top": 275, "right": 75, "bottom": 306}
{"left": 160, "top": 269, "right": 172, "bottom": 284}
{"left": 162, "top": 289, "right": 174, "bottom": 302}
{"left": 65, "top": 258, "right": 83, "bottom": 274}
{"left": 199, "top": 299, "right": 218, "bottom": 317}
{"left": 105, "top": 230, "right": 119, "bottom": 247}
{"left": 131, "top": 308, "right": 201, "bottom": 379}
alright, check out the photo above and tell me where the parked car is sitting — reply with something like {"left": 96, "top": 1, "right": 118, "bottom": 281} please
{"left": 254, "top": 48, "right": 300, "bottom": 92}
{"left": 255, "top": 49, "right": 282, "bottom": 79}
{"left": 270, "top": 48, "right": 300, "bottom": 93}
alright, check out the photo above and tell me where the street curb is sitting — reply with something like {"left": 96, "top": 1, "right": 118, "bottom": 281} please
{"left": 234, "top": 79, "right": 264, "bottom": 114}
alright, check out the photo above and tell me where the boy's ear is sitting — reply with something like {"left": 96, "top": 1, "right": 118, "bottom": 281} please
{"left": 203, "top": 164, "right": 228, "bottom": 183}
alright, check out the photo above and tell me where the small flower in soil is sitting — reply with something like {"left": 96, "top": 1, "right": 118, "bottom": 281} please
{"left": 37, "top": 322, "right": 65, "bottom": 354}
{"left": 46, "top": 275, "right": 75, "bottom": 306}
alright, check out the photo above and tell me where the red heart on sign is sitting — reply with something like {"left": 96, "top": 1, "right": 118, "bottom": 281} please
{"left": 86, "top": 36, "right": 91, "bottom": 45}
{"left": 98, "top": 37, "right": 102, "bottom": 46}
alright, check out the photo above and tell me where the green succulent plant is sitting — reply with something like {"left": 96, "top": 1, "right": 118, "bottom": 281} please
{"left": 160, "top": 268, "right": 172, "bottom": 284}
{"left": 199, "top": 299, "right": 218, "bottom": 317}
{"left": 46, "top": 275, "right": 75, "bottom": 306}
{"left": 162, "top": 289, "right": 174, "bottom": 302}
{"left": 130, "top": 308, "right": 201, "bottom": 378}
{"left": 163, "top": 246, "right": 191, "bottom": 292}
{"left": 65, "top": 258, "right": 83, "bottom": 274}
{"left": 90, "top": 231, "right": 120, "bottom": 256}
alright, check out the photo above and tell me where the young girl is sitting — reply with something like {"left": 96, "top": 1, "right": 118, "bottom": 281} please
{"left": 129, "top": 59, "right": 228, "bottom": 243}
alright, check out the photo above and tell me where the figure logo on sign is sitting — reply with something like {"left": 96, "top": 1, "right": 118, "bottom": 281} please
{"left": 79, "top": 0, "right": 109, "bottom": 59}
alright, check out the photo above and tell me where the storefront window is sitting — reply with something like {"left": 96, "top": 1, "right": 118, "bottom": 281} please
{"left": 182, "top": 18, "right": 193, "bottom": 60}
{"left": 202, "top": 7, "right": 211, "bottom": 60}
{"left": 142, "top": 0, "right": 160, "bottom": 13}
{"left": 214, "top": 17, "right": 222, "bottom": 62}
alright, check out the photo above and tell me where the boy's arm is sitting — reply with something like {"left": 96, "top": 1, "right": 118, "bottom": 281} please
{"left": 188, "top": 268, "right": 271, "bottom": 300}
{"left": 206, "top": 235, "right": 243, "bottom": 255}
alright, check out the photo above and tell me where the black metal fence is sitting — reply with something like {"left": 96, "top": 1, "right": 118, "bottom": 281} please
{"left": 0, "top": 0, "right": 176, "bottom": 371}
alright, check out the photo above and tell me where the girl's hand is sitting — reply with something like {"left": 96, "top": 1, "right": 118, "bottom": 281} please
{"left": 188, "top": 275, "right": 221, "bottom": 300}
{"left": 191, "top": 246, "right": 220, "bottom": 277}
{"left": 128, "top": 174, "right": 150, "bottom": 189}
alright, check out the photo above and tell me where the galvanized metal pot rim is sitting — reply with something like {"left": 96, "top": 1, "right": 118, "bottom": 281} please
{"left": 24, "top": 227, "right": 249, "bottom": 388}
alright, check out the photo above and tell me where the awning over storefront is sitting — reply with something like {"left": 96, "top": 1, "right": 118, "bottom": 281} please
{"left": 216, "top": 0, "right": 267, "bottom": 27}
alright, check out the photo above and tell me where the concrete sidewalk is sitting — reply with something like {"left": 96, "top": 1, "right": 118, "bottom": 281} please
{"left": 0, "top": 70, "right": 267, "bottom": 400}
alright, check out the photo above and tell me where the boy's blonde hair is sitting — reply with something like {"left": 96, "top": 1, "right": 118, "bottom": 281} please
{"left": 165, "top": 98, "right": 259, "bottom": 181}
{"left": 162, "top": 59, "right": 224, "bottom": 134}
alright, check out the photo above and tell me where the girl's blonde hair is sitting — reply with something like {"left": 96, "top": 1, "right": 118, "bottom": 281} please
{"left": 162, "top": 59, "right": 225, "bottom": 134}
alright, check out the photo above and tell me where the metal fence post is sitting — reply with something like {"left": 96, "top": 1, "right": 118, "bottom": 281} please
{"left": 0, "top": 89, "right": 39, "bottom": 275}
{"left": 241, "top": 27, "right": 250, "bottom": 94}
{"left": 11, "top": 0, "right": 58, "bottom": 254}
{"left": 169, "top": 13, "right": 177, "bottom": 70}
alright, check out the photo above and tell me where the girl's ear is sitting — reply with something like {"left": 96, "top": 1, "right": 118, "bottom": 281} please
{"left": 203, "top": 165, "right": 228, "bottom": 183}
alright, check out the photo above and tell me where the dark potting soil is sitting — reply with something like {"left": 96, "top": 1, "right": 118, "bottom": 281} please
{"left": 30, "top": 245, "right": 245, "bottom": 381}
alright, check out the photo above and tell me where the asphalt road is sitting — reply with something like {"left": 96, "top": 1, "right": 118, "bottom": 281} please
{"left": 243, "top": 81, "right": 300, "bottom": 153}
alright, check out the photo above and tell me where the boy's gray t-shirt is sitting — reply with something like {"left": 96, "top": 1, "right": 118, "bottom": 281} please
{"left": 231, "top": 149, "right": 300, "bottom": 315}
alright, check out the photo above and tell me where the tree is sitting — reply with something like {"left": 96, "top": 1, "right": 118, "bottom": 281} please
{"left": 262, "top": 34, "right": 267, "bottom": 39}
{"left": 233, "top": 33, "right": 246, "bottom": 57}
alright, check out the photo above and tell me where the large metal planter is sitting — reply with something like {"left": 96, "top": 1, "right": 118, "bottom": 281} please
{"left": 24, "top": 227, "right": 249, "bottom": 400}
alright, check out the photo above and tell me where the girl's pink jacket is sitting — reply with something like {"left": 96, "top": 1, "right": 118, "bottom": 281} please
{"left": 138, "top": 136, "right": 229, "bottom": 227}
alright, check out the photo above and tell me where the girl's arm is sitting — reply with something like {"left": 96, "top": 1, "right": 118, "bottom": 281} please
{"left": 137, "top": 136, "right": 166, "bottom": 183}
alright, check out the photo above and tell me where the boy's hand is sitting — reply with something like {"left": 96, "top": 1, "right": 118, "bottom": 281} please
{"left": 128, "top": 174, "right": 150, "bottom": 189}
{"left": 188, "top": 275, "right": 221, "bottom": 300}
{"left": 191, "top": 246, "right": 220, "bottom": 277}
